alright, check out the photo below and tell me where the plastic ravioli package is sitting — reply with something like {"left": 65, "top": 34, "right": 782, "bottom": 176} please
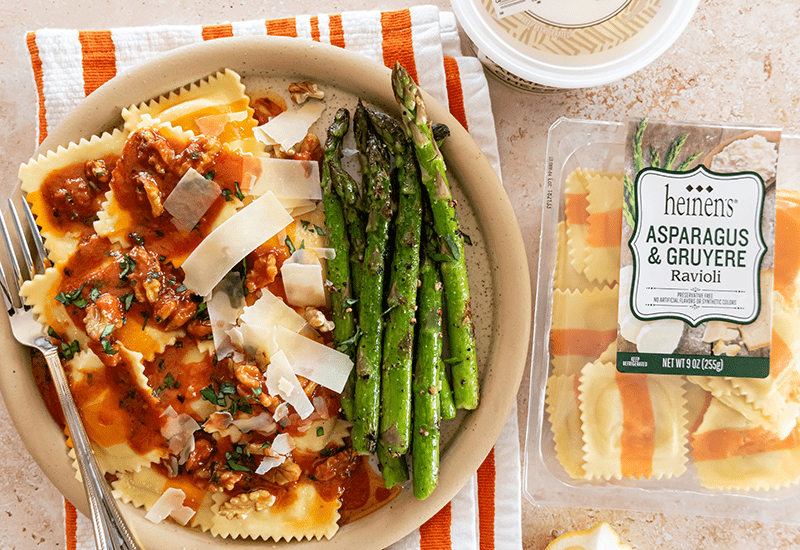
{"left": 524, "top": 117, "right": 800, "bottom": 523}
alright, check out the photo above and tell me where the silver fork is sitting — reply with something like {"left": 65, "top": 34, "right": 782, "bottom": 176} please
{"left": 0, "top": 197, "right": 143, "bottom": 550}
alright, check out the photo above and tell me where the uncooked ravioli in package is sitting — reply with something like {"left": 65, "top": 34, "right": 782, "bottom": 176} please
{"left": 524, "top": 117, "right": 800, "bottom": 523}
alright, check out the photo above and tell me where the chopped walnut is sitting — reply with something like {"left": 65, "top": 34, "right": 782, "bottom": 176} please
{"left": 83, "top": 294, "right": 124, "bottom": 341}
{"left": 313, "top": 450, "right": 357, "bottom": 482}
{"left": 175, "top": 135, "right": 222, "bottom": 177}
{"left": 84, "top": 159, "right": 111, "bottom": 185}
{"left": 133, "top": 171, "right": 164, "bottom": 217}
{"left": 125, "top": 246, "right": 198, "bottom": 330}
{"left": 294, "top": 133, "right": 323, "bottom": 163}
{"left": 262, "top": 459, "right": 302, "bottom": 485}
{"left": 245, "top": 245, "right": 279, "bottom": 295}
{"left": 234, "top": 362, "right": 263, "bottom": 389}
{"left": 216, "top": 470, "right": 244, "bottom": 492}
{"left": 135, "top": 128, "right": 175, "bottom": 175}
{"left": 218, "top": 489, "right": 276, "bottom": 519}
{"left": 303, "top": 307, "right": 334, "bottom": 333}
{"left": 251, "top": 91, "right": 287, "bottom": 125}
{"left": 288, "top": 81, "right": 324, "bottom": 104}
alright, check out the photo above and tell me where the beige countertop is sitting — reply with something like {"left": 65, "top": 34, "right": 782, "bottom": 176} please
{"left": 1, "top": 0, "right": 799, "bottom": 548}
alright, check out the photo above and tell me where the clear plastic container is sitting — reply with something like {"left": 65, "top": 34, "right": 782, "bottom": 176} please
{"left": 524, "top": 117, "right": 800, "bottom": 523}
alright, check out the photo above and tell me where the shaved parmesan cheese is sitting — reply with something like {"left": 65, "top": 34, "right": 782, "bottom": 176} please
{"left": 271, "top": 433, "right": 296, "bottom": 455}
{"left": 254, "top": 101, "right": 325, "bottom": 151}
{"left": 227, "top": 323, "right": 279, "bottom": 364}
{"left": 240, "top": 288, "right": 307, "bottom": 334}
{"left": 231, "top": 412, "right": 277, "bottom": 435}
{"left": 160, "top": 407, "right": 200, "bottom": 464}
{"left": 164, "top": 168, "right": 221, "bottom": 232}
{"left": 273, "top": 402, "right": 289, "bottom": 422}
{"left": 255, "top": 455, "right": 285, "bottom": 475}
{"left": 250, "top": 157, "right": 321, "bottom": 201}
{"left": 207, "top": 272, "right": 245, "bottom": 359}
{"left": 181, "top": 190, "right": 292, "bottom": 297}
{"left": 289, "top": 203, "right": 319, "bottom": 217}
{"left": 308, "top": 247, "right": 336, "bottom": 260}
{"left": 274, "top": 326, "right": 353, "bottom": 393}
{"left": 145, "top": 488, "right": 195, "bottom": 525}
{"left": 204, "top": 411, "right": 233, "bottom": 433}
{"left": 281, "top": 249, "right": 326, "bottom": 307}
{"left": 195, "top": 112, "right": 247, "bottom": 137}
{"left": 266, "top": 350, "right": 314, "bottom": 419}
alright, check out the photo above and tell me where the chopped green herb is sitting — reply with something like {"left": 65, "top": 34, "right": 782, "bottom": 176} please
{"left": 163, "top": 372, "right": 175, "bottom": 388}
{"left": 128, "top": 232, "right": 145, "bottom": 246}
{"left": 285, "top": 236, "right": 296, "bottom": 255}
{"left": 316, "top": 426, "right": 324, "bottom": 437}
{"left": 89, "top": 287, "right": 101, "bottom": 302}
{"left": 60, "top": 340, "right": 80, "bottom": 360}
{"left": 176, "top": 285, "right": 187, "bottom": 293}
{"left": 225, "top": 455, "right": 251, "bottom": 472}
{"left": 200, "top": 385, "right": 219, "bottom": 405}
{"left": 219, "top": 382, "right": 236, "bottom": 395}
{"left": 118, "top": 255, "right": 136, "bottom": 280}
{"left": 141, "top": 312, "right": 150, "bottom": 330}
{"left": 234, "top": 181, "right": 244, "bottom": 201}
{"left": 314, "top": 225, "right": 325, "bottom": 236}
{"left": 121, "top": 293, "right": 135, "bottom": 312}
{"left": 205, "top": 170, "right": 216, "bottom": 181}
{"left": 47, "top": 326, "right": 60, "bottom": 340}
{"left": 55, "top": 282, "right": 88, "bottom": 308}
{"left": 222, "top": 188, "right": 234, "bottom": 202}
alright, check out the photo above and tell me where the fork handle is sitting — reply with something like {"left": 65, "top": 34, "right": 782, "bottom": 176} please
{"left": 42, "top": 346, "right": 144, "bottom": 550}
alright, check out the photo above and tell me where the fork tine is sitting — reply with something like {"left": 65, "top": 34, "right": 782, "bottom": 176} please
{"left": 0, "top": 208, "right": 23, "bottom": 307}
{"left": 7, "top": 198, "right": 35, "bottom": 281}
{"left": 21, "top": 198, "right": 47, "bottom": 276}
{"left": 0, "top": 256, "right": 14, "bottom": 312}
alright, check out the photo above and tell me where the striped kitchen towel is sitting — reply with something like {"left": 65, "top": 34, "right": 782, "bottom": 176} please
{"left": 25, "top": 6, "right": 521, "bottom": 550}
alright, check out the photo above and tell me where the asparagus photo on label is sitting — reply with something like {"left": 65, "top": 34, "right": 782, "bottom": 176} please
{"left": 391, "top": 62, "right": 479, "bottom": 410}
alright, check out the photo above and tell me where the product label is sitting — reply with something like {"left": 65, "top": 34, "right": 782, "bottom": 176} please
{"left": 616, "top": 120, "right": 780, "bottom": 379}
{"left": 498, "top": 0, "right": 633, "bottom": 27}
{"left": 629, "top": 167, "right": 767, "bottom": 325}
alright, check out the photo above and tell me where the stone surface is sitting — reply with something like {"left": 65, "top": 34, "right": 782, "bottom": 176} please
{"left": 1, "top": 0, "right": 800, "bottom": 549}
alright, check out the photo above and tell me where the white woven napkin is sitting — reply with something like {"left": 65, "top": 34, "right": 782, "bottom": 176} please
{"left": 26, "top": 6, "right": 522, "bottom": 549}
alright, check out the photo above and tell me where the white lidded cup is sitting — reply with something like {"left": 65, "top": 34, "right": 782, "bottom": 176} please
{"left": 451, "top": 0, "right": 700, "bottom": 92}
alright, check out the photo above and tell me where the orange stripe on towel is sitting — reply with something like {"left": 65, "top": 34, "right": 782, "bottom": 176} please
{"left": 381, "top": 9, "right": 418, "bottom": 78}
{"left": 310, "top": 16, "right": 321, "bottom": 42}
{"left": 201, "top": 23, "right": 234, "bottom": 41}
{"left": 328, "top": 14, "right": 346, "bottom": 48}
{"left": 26, "top": 32, "right": 48, "bottom": 144}
{"left": 65, "top": 499, "right": 77, "bottom": 550}
{"left": 477, "top": 448, "right": 496, "bottom": 550}
{"left": 419, "top": 501, "right": 452, "bottom": 550}
{"left": 615, "top": 371, "right": 655, "bottom": 478}
{"left": 266, "top": 17, "right": 298, "bottom": 37}
{"left": 443, "top": 56, "right": 468, "bottom": 130}
{"left": 79, "top": 30, "right": 117, "bottom": 97}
